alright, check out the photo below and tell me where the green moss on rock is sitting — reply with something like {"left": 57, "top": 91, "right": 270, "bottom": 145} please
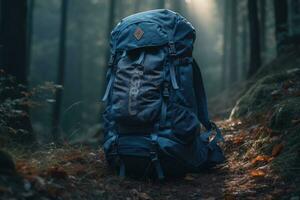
{"left": 231, "top": 68, "right": 300, "bottom": 118}
{"left": 270, "top": 97, "right": 300, "bottom": 130}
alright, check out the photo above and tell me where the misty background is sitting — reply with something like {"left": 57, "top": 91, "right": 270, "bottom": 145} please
{"left": 26, "top": 0, "right": 297, "bottom": 142}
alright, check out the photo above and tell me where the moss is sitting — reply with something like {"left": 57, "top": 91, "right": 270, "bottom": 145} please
{"left": 270, "top": 97, "right": 300, "bottom": 130}
{"left": 272, "top": 126, "right": 300, "bottom": 191}
{"left": 231, "top": 78, "right": 277, "bottom": 118}
{"left": 254, "top": 46, "right": 300, "bottom": 80}
{"left": 231, "top": 68, "right": 300, "bottom": 118}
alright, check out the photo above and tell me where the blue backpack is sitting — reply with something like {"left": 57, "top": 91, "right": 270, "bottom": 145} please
{"left": 102, "top": 9, "right": 225, "bottom": 180}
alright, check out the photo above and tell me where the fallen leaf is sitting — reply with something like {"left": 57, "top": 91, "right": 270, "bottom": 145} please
{"left": 184, "top": 174, "right": 195, "bottom": 181}
{"left": 138, "top": 192, "right": 152, "bottom": 200}
{"left": 272, "top": 143, "right": 284, "bottom": 157}
{"left": 249, "top": 169, "right": 266, "bottom": 177}
{"left": 251, "top": 155, "right": 272, "bottom": 164}
{"left": 47, "top": 166, "right": 68, "bottom": 179}
{"left": 232, "top": 133, "right": 247, "bottom": 144}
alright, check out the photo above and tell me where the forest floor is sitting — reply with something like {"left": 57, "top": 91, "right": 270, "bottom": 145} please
{"left": 1, "top": 48, "right": 300, "bottom": 200}
{"left": 1, "top": 117, "right": 296, "bottom": 200}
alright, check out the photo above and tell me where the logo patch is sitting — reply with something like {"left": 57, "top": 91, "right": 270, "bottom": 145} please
{"left": 134, "top": 27, "right": 144, "bottom": 40}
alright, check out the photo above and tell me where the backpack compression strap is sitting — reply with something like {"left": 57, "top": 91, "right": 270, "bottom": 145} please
{"left": 192, "top": 59, "right": 224, "bottom": 143}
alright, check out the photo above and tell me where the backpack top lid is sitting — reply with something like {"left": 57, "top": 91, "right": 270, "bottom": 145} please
{"left": 110, "top": 9, "right": 196, "bottom": 57}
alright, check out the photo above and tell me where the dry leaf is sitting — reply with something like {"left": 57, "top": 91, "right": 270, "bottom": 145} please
{"left": 138, "top": 192, "right": 152, "bottom": 200}
{"left": 47, "top": 166, "right": 68, "bottom": 179}
{"left": 184, "top": 174, "right": 195, "bottom": 181}
{"left": 272, "top": 143, "right": 284, "bottom": 157}
{"left": 249, "top": 169, "right": 266, "bottom": 177}
{"left": 251, "top": 155, "right": 272, "bottom": 164}
{"left": 232, "top": 133, "right": 247, "bottom": 144}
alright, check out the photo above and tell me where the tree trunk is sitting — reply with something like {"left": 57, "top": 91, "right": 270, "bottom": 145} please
{"left": 134, "top": 0, "right": 141, "bottom": 12}
{"left": 105, "top": 0, "right": 116, "bottom": 66}
{"left": 101, "top": 0, "right": 116, "bottom": 99}
{"left": 0, "top": 0, "right": 28, "bottom": 84}
{"left": 259, "top": 0, "right": 266, "bottom": 64}
{"left": 157, "top": 0, "right": 165, "bottom": 9}
{"left": 51, "top": 0, "right": 69, "bottom": 143}
{"left": 248, "top": 0, "right": 261, "bottom": 77}
{"left": 173, "top": 0, "right": 182, "bottom": 13}
{"left": 0, "top": 0, "right": 34, "bottom": 138}
{"left": 229, "top": 0, "right": 238, "bottom": 83}
{"left": 221, "top": 0, "right": 231, "bottom": 89}
{"left": 273, "top": 0, "right": 289, "bottom": 55}
{"left": 287, "top": 0, "right": 300, "bottom": 45}
{"left": 241, "top": 15, "right": 249, "bottom": 79}
{"left": 26, "top": 0, "right": 35, "bottom": 73}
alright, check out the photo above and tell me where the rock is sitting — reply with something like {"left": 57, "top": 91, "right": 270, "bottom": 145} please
{"left": 270, "top": 98, "right": 300, "bottom": 130}
{"left": 230, "top": 68, "right": 300, "bottom": 119}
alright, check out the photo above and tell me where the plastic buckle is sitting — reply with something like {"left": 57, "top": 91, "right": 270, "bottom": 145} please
{"left": 162, "top": 82, "right": 169, "bottom": 97}
{"left": 108, "top": 54, "right": 115, "bottom": 66}
{"left": 150, "top": 151, "right": 158, "bottom": 162}
{"left": 169, "top": 42, "right": 176, "bottom": 56}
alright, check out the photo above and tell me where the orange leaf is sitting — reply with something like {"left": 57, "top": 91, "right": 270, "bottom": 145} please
{"left": 251, "top": 155, "right": 272, "bottom": 164}
{"left": 249, "top": 169, "right": 266, "bottom": 177}
{"left": 272, "top": 143, "right": 284, "bottom": 157}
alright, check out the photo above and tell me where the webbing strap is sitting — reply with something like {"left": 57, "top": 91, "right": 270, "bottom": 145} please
{"left": 119, "top": 161, "right": 126, "bottom": 178}
{"left": 150, "top": 134, "right": 164, "bottom": 180}
{"left": 102, "top": 70, "right": 114, "bottom": 101}
{"left": 192, "top": 60, "right": 224, "bottom": 144}
{"left": 192, "top": 59, "right": 211, "bottom": 130}
{"left": 169, "top": 63, "right": 179, "bottom": 89}
{"left": 109, "top": 135, "right": 126, "bottom": 178}
{"left": 134, "top": 51, "right": 145, "bottom": 65}
{"left": 160, "top": 82, "right": 169, "bottom": 127}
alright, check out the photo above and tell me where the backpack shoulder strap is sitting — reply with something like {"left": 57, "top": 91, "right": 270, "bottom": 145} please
{"left": 192, "top": 59, "right": 211, "bottom": 130}
{"left": 192, "top": 59, "right": 224, "bottom": 143}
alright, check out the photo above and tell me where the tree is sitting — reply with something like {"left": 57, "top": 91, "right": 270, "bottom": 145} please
{"left": 101, "top": 0, "right": 116, "bottom": 100}
{"left": 51, "top": 0, "right": 69, "bottom": 142}
{"left": 221, "top": 0, "right": 231, "bottom": 89}
{"left": 173, "top": 0, "right": 182, "bottom": 13}
{"left": 105, "top": 0, "right": 116, "bottom": 64}
{"left": 0, "top": 0, "right": 28, "bottom": 84}
{"left": 26, "top": 0, "right": 35, "bottom": 73}
{"left": 241, "top": 14, "right": 249, "bottom": 79}
{"left": 229, "top": 0, "right": 238, "bottom": 83}
{"left": 134, "top": 0, "right": 142, "bottom": 12}
{"left": 157, "top": 0, "right": 165, "bottom": 9}
{"left": 288, "top": 0, "right": 300, "bottom": 40}
{"left": 0, "top": 0, "right": 34, "bottom": 138}
{"left": 273, "top": 0, "right": 289, "bottom": 55}
{"left": 259, "top": 0, "right": 266, "bottom": 64}
{"left": 247, "top": 0, "right": 261, "bottom": 77}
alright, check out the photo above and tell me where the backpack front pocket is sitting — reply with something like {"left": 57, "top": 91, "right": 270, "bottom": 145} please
{"left": 111, "top": 47, "right": 166, "bottom": 126}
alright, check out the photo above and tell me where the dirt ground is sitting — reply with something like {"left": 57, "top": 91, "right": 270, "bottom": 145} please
{"left": 0, "top": 119, "right": 295, "bottom": 200}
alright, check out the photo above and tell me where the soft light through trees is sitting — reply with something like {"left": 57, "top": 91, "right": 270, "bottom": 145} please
{"left": 185, "top": 0, "right": 217, "bottom": 28}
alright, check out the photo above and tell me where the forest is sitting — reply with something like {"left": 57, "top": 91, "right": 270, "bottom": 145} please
{"left": 0, "top": 0, "right": 300, "bottom": 199}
